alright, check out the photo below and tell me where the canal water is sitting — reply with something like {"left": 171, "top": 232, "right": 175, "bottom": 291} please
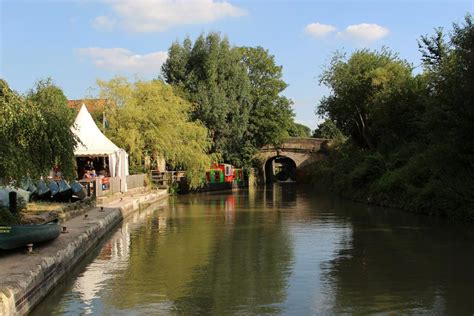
{"left": 32, "top": 184, "right": 474, "bottom": 315}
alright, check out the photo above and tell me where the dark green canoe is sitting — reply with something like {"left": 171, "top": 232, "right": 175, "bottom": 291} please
{"left": 0, "top": 219, "right": 61, "bottom": 250}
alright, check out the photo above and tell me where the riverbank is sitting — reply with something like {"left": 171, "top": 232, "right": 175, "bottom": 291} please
{"left": 304, "top": 153, "right": 474, "bottom": 223}
{"left": 0, "top": 188, "right": 168, "bottom": 315}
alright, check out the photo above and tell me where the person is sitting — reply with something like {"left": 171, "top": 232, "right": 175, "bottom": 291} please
{"left": 83, "top": 170, "right": 91, "bottom": 179}
{"left": 90, "top": 169, "right": 97, "bottom": 178}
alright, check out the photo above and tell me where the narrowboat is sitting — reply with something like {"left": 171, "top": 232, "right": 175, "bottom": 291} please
{"left": 178, "top": 163, "right": 249, "bottom": 194}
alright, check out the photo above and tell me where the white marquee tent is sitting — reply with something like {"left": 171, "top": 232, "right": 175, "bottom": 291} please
{"left": 71, "top": 104, "right": 129, "bottom": 192}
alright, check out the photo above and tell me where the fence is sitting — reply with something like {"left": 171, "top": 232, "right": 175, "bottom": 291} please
{"left": 151, "top": 171, "right": 186, "bottom": 187}
{"left": 89, "top": 174, "right": 146, "bottom": 197}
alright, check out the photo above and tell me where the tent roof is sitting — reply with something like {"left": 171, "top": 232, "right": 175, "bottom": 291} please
{"left": 71, "top": 104, "right": 121, "bottom": 156}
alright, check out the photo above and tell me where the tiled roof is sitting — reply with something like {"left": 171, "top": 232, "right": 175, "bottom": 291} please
{"left": 68, "top": 99, "right": 109, "bottom": 113}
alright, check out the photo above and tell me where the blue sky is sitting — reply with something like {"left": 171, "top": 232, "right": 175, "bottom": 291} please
{"left": 1, "top": 0, "right": 472, "bottom": 129}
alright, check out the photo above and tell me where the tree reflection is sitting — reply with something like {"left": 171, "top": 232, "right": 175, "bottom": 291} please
{"left": 321, "top": 201, "right": 474, "bottom": 314}
{"left": 106, "top": 191, "right": 294, "bottom": 314}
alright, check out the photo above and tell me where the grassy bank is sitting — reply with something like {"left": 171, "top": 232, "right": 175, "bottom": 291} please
{"left": 305, "top": 142, "right": 474, "bottom": 222}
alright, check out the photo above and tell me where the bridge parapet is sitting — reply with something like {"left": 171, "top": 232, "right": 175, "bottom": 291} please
{"left": 260, "top": 137, "right": 328, "bottom": 152}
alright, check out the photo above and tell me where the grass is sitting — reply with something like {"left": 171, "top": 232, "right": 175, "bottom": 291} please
{"left": 26, "top": 201, "right": 67, "bottom": 213}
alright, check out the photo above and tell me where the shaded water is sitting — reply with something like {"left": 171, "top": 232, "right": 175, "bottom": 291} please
{"left": 32, "top": 184, "right": 474, "bottom": 315}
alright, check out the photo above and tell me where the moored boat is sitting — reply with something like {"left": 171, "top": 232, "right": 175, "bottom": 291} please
{"left": 71, "top": 180, "right": 86, "bottom": 200}
{"left": 36, "top": 179, "right": 51, "bottom": 201}
{"left": 0, "top": 218, "right": 61, "bottom": 250}
{"left": 54, "top": 179, "right": 73, "bottom": 202}
{"left": 178, "top": 163, "right": 249, "bottom": 193}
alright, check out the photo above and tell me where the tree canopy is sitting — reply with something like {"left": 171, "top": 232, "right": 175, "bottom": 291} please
{"left": 0, "top": 79, "right": 77, "bottom": 183}
{"left": 312, "top": 119, "right": 346, "bottom": 143}
{"left": 162, "top": 33, "right": 252, "bottom": 166}
{"left": 162, "top": 34, "right": 296, "bottom": 167}
{"left": 238, "top": 46, "right": 295, "bottom": 148}
{"left": 288, "top": 122, "right": 312, "bottom": 138}
{"left": 311, "top": 14, "right": 474, "bottom": 221}
{"left": 97, "top": 77, "right": 212, "bottom": 187}
{"left": 317, "top": 48, "right": 415, "bottom": 150}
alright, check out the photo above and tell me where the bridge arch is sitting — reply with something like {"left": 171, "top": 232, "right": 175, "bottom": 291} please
{"left": 264, "top": 155, "right": 297, "bottom": 183}
{"left": 256, "top": 137, "right": 329, "bottom": 183}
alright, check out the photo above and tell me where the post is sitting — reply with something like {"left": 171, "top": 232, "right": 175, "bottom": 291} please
{"left": 9, "top": 191, "right": 17, "bottom": 213}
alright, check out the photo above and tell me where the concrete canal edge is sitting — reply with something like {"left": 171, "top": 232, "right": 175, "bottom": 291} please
{"left": 0, "top": 189, "right": 168, "bottom": 316}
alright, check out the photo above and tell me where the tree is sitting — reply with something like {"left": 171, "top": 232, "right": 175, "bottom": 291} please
{"left": 97, "top": 77, "right": 212, "bottom": 187}
{"left": 414, "top": 14, "right": 474, "bottom": 215}
{"left": 27, "top": 79, "right": 78, "bottom": 179}
{"left": 238, "top": 46, "right": 295, "bottom": 148}
{"left": 309, "top": 15, "right": 474, "bottom": 221}
{"left": 0, "top": 79, "right": 77, "bottom": 183}
{"left": 162, "top": 35, "right": 297, "bottom": 167}
{"left": 312, "top": 119, "right": 346, "bottom": 143}
{"left": 288, "top": 122, "right": 312, "bottom": 137}
{"left": 162, "top": 33, "right": 252, "bottom": 166}
{"left": 317, "top": 49, "right": 414, "bottom": 150}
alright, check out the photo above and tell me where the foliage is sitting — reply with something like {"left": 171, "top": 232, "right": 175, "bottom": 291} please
{"left": 0, "top": 79, "right": 77, "bottom": 183}
{"left": 0, "top": 207, "right": 22, "bottom": 225}
{"left": 97, "top": 77, "right": 212, "bottom": 187}
{"left": 162, "top": 35, "right": 296, "bottom": 167}
{"left": 310, "top": 14, "right": 474, "bottom": 221}
{"left": 26, "top": 79, "right": 78, "bottom": 180}
{"left": 162, "top": 33, "right": 252, "bottom": 166}
{"left": 288, "top": 122, "right": 312, "bottom": 137}
{"left": 317, "top": 48, "right": 415, "bottom": 150}
{"left": 238, "top": 46, "right": 295, "bottom": 148}
{"left": 0, "top": 195, "right": 25, "bottom": 225}
{"left": 312, "top": 119, "right": 346, "bottom": 143}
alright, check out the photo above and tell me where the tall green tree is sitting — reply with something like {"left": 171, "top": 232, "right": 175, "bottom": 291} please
{"left": 162, "top": 33, "right": 252, "bottom": 166}
{"left": 317, "top": 49, "right": 415, "bottom": 150}
{"left": 415, "top": 14, "right": 474, "bottom": 215}
{"left": 238, "top": 46, "right": 295, "bottom": 148}
{"left": 97, "top": 77, "right": 212, "bottom": 187}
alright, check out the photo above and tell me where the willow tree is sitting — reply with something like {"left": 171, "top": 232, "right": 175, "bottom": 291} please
{"left": 97, "top": 77, "right": 212, "bottom": 187}
{"left": 0, "top": 79, "right": 77, "bottom": 183}
{"left": 26, "top": 79, "right": 78, "bottom": 180}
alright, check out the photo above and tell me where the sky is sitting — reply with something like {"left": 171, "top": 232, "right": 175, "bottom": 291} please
{"left": 1, "top": 0, "right": 472, "bottom": 129}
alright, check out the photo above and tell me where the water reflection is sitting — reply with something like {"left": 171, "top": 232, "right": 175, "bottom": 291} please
{"left": 321, "top": 202, "right": 474, "bottom": 315}
{"left": 32, "top": 184, "right": 474, "bottom": 315}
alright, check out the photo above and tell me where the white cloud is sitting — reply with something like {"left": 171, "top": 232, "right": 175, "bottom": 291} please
{"left": 305, "top": 23, "right": 337, "bottom": 38}
{"left": 92, "top": 16, "right": 115, "bottom": 31}
{"left": 97, "top": 0, "right": 246, "bottom": 32}
{"left": 338, "top": 23, "right": 389, "bottom": 43}
{"left": 77, "top": 47, "right": 168, "bottom": 74}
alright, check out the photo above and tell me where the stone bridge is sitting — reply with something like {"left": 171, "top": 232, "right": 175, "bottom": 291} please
{"left": 256, "top": 137, "right": 328, "bottom": 183}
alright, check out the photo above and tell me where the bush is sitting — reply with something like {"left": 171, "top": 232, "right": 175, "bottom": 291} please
{"left": 0, "top": 207, "right": 22, "bottom": 225}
